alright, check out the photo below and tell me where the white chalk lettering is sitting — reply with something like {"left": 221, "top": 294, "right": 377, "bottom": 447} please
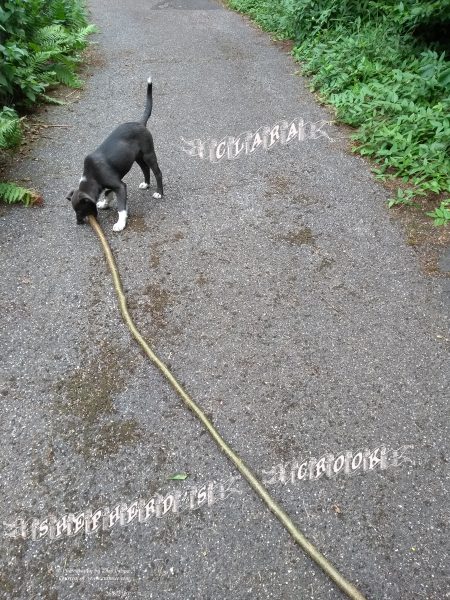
{"left": 249, "top": 131, "right": 263, "bottom": 153}
{"left": 160, "top": 494, "right": 175, "bottom": 517}
{"left": 314, "top": 454, "right": 334, "bottom": 479}
{"left": 180, "top": 137, "right": 206, "bottom": 159}
{"left": 364, "top": 447, "right": 388, "bottom": 471}
{"left": 262, "top": 462, "right": 287, "bottom": 485}
{"left": 3, "top": 520, "right": 20, "bottom": 539}
{"left": 227, "top": 132, "right": 252, "bottom": 160}
{"left": 297, "top": 118, "right": 306, "bottom": 141}
{"left": 212, "top": 138, "right": 228, "bottom": 162}
{"left": 139, "top": 497, "right": 158, "bottom": 522}
{"left": 297, "top": 460, "right": 309, "bottom": 480}
{"left": 308, "top": 120, "right": 333, "bottom": 140}
{"left": 389, "top": 445, "right": 415, "bottom": 468}
{"left": 87, "top": 509, "right": 103, "bottom": 534}
{"left": 267, "top": 123, "right": 280, "bottom": 148}
{"left": 51, "top": 514, "right": 70, "bottom": 539}
{"left": 38, "top": 518, "right": 49, "bottom": 540}
{"left": 173, "top": 490, "right": 191, "bottom": 514}
{"left": 125, "top": 501, "right": 139, "bottom": 525}
{"left": 284, "top": 120, "right": 299, "bottom": 143}
{"left": 71, "top": 512, "right": 85, "bottom": 536}
{"left": 4, "top": 444, "right": 414, "bottom": 543}
{"left": 181, "top": 117, "right": 331, "bottom": 163}
{"left": 333, "top": 454, "right": 345, "bottom": 474}
{"left": 351, "top": 452, "right": 363, "bottom": 471}
{"left": 196, "top": 485, "right": 208, "bottom": 508}
{"left": 106, "top": 504, "right": 122, "bottom": 529}
{"left": 219, "top": 475, "right": 243, "bottom": 502}
{"left": 189, "top": 484, "right": 214, "bottom": 510}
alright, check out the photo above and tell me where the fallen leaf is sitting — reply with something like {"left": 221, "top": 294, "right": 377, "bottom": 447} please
{"left": 169, "top": 473, "right": 189, "bottom": 481}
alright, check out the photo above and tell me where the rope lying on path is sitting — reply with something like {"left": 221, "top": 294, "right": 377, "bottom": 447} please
{"left": 87, "top": 215, "right": 368, "bottom": 600}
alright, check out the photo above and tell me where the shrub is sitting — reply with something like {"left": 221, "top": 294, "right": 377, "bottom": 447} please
{"left": 0, "top": 0, "right": 95, "bottom": 204}
{"left": 228, "top": 0, "right": 450, "bottom": 214}
{"left": 0, "top": 0, "right": 95, "bottom": 109}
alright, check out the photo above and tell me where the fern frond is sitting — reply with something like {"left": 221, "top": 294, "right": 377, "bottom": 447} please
{"left": 38, "top": 94, "right": 66, "bottom": 105}
{"left": 0, "top": 107, "right": 22, "bottom": 149}
{"left": 36, "top": 25, "right": 70, "bottom": 50}
{"left": 78, "top": 24, "right": 98, "bottom": 37}
{"left": 0, "top": 182, "right": 43, "bottom": 206}
{"left": 51, "top": 0, "right": 90, "bottom": 29}
{"left": 68, "top": 24, "right": 98, "bottom": 49}
{"left": 52, "top": 63, "right": 82, "bottom": 87}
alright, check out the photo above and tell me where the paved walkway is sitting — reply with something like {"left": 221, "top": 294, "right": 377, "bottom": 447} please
{"left": 1, "top": 0, "right": 448, "bottom": 598}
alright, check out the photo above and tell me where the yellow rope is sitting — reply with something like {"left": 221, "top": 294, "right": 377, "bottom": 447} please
{"left": 88, "top": 215, "right": 368, "bottom": 600}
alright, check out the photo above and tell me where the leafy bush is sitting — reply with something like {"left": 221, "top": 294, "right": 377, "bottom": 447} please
{"left": 0, "top": 0, "right": 95, "bottom": 109}
{"left": 294, "top": 28, "right": 450, "bottom": 196}
{"left": 228, "top": 0, "right": 450, "bottom": 217}
{"left": 1, "top": 0, "right": 95, "bottom": 204}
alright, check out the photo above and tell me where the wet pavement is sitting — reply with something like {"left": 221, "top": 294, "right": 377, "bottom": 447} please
{"left": 1, "top": 0, "right": 449, "bottom": 598}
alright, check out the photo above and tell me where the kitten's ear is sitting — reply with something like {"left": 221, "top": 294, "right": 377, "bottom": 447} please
{"left": 66, "top": 189, "right": 75, "bottom": 201}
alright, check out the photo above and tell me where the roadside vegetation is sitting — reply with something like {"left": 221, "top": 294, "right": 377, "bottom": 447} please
{"left": 228, "top": 0, "right": 450, "bottom": 226}
{"left": 0, "top": 0, "right": 95, "bottom": 205}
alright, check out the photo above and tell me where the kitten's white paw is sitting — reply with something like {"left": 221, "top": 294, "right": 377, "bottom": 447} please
{"left": 152, "top": 192, "right": 162, "bottom": 199}
{"left": 139, "top": 182, "right": 149, "bottom": 190}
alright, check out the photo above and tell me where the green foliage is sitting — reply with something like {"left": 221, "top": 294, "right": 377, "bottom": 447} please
{"left": 294, "top": 30, "right": 450, "bottom": 198}
{"left": 227, "top": 0, "right": 450, "bottom": 223}
{"left": 387, "top": 188, "right": 420, "bottom": 209}
{"left": 426, "top": 200, "right": 450, "bottom": 226}
{"left": 0, "top": 0, "right": 96, "bottom": 112}
{"left": 0, "top": 0, "right": 94, "bottom": 207}
{"left": 228, "top": 0, "right": 293, "bottom": 37}
{"left": 0, "top": 182, "right": 42, "bottom": 205}
{"left": 0, "top": 106, "right": 22, "bottom": 147}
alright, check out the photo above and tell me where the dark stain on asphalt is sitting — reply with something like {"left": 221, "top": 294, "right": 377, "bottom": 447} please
{"left": 130, "top": 214, "right": 150, "bottom": 233}
{"left": 149, "top": 231, "right": 185, "bottom": 269}
{"left": 278, "top": 227, "right": 316, "bottom": 247}
{"left": 196, "top": 273, "right": 209, "bottom": 286}
{"left": 264, "top": 173, "right": 292, "bottom": 200}
{"left": 87, "top": 420, "right": 142, "bottom": 458}
{"left": 317, "top": 256, "right": 335, "bottom": 272}
{"left": 31, "top": 445, "right": 55, "bottom": 486}
{"left": 218, "top": 42, "right": 247, "bottom": 61}
{"left": 150, "top": 241, "right": 161, "bottom": 268}
{"left": 55, "top": 343, "right": 124, "bottom": 423}
{"left": 53, "top": 342, "right": 142, "bottom": 458}
{"left": 144, "top": 283, "right": 173, "bottom": 330}
{"left": 0, "top": 572, "right": 15, "bottom": 596}
{"left": 291, "top": 192, "right": 320, "bottom": 206}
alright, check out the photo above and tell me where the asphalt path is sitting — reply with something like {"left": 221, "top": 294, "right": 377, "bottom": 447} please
{"left": 1, "top": 0, "right": 449, "bottom": 598}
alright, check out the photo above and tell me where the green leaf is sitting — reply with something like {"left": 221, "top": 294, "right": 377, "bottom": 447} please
{"left": 168, "top": 473, "right": 189, "bottom": 481}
